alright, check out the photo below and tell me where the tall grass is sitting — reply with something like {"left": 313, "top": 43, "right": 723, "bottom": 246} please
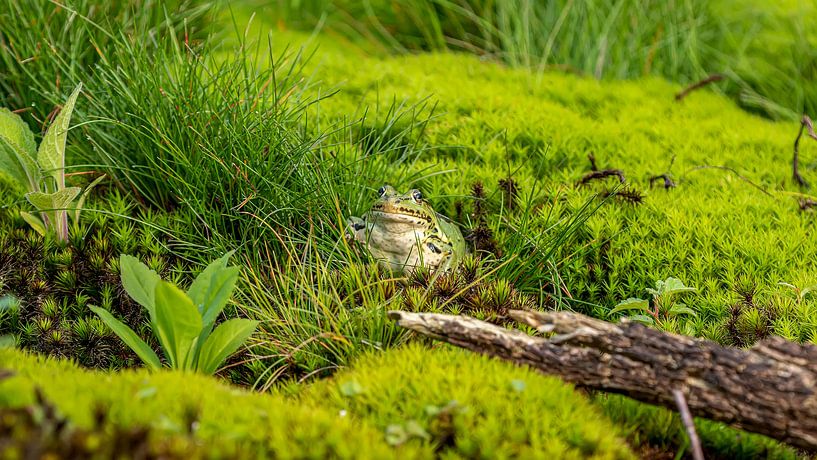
{"left": 1, "top": 0, "right": 606, "bottom": 385}
{"left": 275, "top": 0, "right": 817, "bottom": 120}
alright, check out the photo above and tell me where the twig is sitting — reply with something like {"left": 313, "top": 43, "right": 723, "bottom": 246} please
{"left": 793, "top": 115, "right": 817, "bottom": 188}
{"left": 577, "top": 169, "right": 625, "bottom": 186}
{"left": 588, "top": 153, "right": 598, "bottom": 171}
{"left": 675, "top": 74, "right": 724, "bottom": 101}
{"left": 673, "top": 389, "right": 704, "bottom": 460}
{"left": 684, "top": 165, "right": 774, "bottom": 197}
{"left": 649, "top": 173, "right": 676, "bottom": 189}
{"left": 799, "top": 198, "right": 817, "bottom": 211}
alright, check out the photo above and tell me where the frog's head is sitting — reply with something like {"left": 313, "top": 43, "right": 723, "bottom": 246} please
{"left": 367, "top": 185, "right": 436, "bottom": 230}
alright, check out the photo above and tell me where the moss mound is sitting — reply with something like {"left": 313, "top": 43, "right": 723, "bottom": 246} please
{"left": 302, "top": 344, "right": 635, "bottom": 459}
{"left": 0, "top": 348, "right": 407, "bottom": 459}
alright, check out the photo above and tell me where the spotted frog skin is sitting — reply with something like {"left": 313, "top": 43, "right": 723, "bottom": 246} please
{"left": 348, "top": 185, "right": 466, "bottom": 273}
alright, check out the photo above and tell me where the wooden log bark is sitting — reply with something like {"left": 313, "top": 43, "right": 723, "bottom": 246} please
{"left": 387, "top": 309, "right": 817, "bottom": 451}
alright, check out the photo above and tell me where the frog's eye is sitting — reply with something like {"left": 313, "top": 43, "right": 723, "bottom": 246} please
{"left": 378, "top": 186, "right": 387, "bottom": 197}
{"left": 412, "top": 190, "right": 423, "bottom": 201}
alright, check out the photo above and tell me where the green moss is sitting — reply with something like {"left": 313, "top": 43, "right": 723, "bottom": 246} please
{"left": 255, "top": 26, "right": 817, "bottom": 347}
{"left": 0, "top": 347, "right": 409, "bottom": 459}
{"left": 301, "top": 344, "right": 635, "bottom": 459}
{"left": 596, "top": 395, "right": 803, "bottom": 460}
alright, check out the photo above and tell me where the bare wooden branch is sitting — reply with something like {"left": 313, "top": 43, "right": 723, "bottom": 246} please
{"left": 388, "top": 309, "right": 817, "bottom": 451}
{"left": 577, "top": 169, "right": 625, "bottom": 186}
{"left": 794, "top": 115, "right": 817, "bottom": 188}
{"left": 673, "top": 389, "right": 704, "bottom": 460}
{"left": 675, "top": 74, "right": 724, "bottom": 101}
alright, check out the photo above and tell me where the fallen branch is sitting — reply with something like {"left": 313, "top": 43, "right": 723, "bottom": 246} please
{"left": 675, "top": 74, "right": 724, "bottom": 101}
{"left": 673, "top": 389, "right": 704, "bottom": 460}
{"left": 793, "top": 115, "right": 817, "bottom": 188}
{"left": 577, "top": 169, "right": 625, "bottom": 186}
{"left": 388, "top": 309, "right": 817, "bottom": 451}
{"left": 648, "top": 173, "right": 676, "bottom": 189}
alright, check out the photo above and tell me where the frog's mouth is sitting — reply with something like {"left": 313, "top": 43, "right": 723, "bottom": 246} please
{"left": 367, "top": 208, "right": 433, "bottom": 225}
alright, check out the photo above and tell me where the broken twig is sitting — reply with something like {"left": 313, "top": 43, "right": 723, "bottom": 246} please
{"left": 673, "top": 389, "right": 704, "bottom": 460}
{"left": 675, "top": 74, "right": 724, "bottom": 101}
{"left": 793, "top": 115, "right": 817, "bottom": 188}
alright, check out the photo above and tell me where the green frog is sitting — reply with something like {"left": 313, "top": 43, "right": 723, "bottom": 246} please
{"left": 348, "top": 185, "right": 466, "bottom": 273}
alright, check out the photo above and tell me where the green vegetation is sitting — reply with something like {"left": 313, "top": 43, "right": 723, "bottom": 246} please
{"left": 0, "top": 0, "right": 815, "bottom": 458}
{"left": 277, "top": 0, "right": 817, "bottom": 120}
{"left": 302, "top": 344, "right": 634, "bottom": 459}
{"left": 0, "top": 84, "right": 104, "bottom": 241}
{"left": 0, "top": 347, "right": 408, "bottom": 459}
{"left": 0, "top": 344, "right": 635, "bottom": 459}
{"left": 0, "top": 196, "right": 190, "bottom": 368}
{"left": 92, "top": 253, "right": 258, "bottom": 373}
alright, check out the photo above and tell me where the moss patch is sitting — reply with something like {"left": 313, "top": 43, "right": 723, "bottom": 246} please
{"left": 301, "top": 344, "right": 635, "bottom": 459}
{"left": 0, "top": 347, "right": 409, "bottom": 459}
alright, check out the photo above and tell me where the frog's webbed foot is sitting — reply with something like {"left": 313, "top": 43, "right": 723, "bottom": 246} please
{"left": 425, "top": 237, "right": 456, "bottom": 273}
{"left": 346, "top": 216, "right": 366, "bottom": 241}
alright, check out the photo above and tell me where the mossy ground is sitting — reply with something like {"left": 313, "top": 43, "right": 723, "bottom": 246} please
{"left": 261, "top": 24, "right": 817, "bottom": 345}
{"left": 0, "top": 1, "right": 815, "bottom": 458}
{"left": 0, "top": 344, "right": 635, "bottom": 459}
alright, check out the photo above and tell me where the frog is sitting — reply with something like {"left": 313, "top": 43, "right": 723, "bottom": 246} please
{"left": 347, "top": 185, "right": 466, "bottom": 274}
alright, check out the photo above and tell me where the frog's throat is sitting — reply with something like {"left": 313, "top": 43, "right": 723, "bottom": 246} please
{"left": 366, "top": 209, "right": 433, "bottom": 225}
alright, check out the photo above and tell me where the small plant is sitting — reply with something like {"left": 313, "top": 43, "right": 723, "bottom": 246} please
{"left": 609, "top": 277, "right": 697, "bottom": 327}
{"left": 90, "top": 253, "right": 258, "bottom": 374}
{"left": 778, "top": 281, "right": 817, "bottom": 306}
{"left": 0, "top": 84, "right": 104, "bottom": 242}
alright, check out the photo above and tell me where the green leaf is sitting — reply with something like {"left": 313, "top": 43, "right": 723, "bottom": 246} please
{"left": 89, "top": 305, "right": 161, "bottom": 370}
{"left": 196, "top": 318, "right": 258, "bottom": 374}
{"left": 37, "top": 84, "right": 82, "bottom": 188}
{"left": 72, "top": 174, "right": 106, "bottom": 224}
{"left": 339, "top": 380, "right": 365, "bottom": 397}
{"left": 19, "top": 211, "right": 45, "bottom": 236}
{"left": 668, "top": 305, "right": 698, "bottom": 317}
{"left": 0, "top": 108, "right": 36, "bottom": 154}
{"left": 119, "top": 255, "right": 161, "bottom": 317}
{"left": 0, "top": 133, "right": 39, "bottom": 192}
{"left": 659, "top": 277, "right": 696, "bottom": 296}
{"left": 154, "top": 281, "right": 202, "bottom": 370}
{"left": 608, "top": 298, "right": 649, "bottom": 316}
{"left": 188, "top": 252, "right": 238, "bottom": 324}
{"left": 626, "top": 314, "right": 655, "bottom": 325}
{"left": 25, "top": 187, "right": 81, "bottom": 211}
{"left": 0, "top": 108, "right": 38, "bottom": 191}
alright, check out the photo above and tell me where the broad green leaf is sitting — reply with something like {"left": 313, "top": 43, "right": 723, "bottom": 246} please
{"left": 89, "top": 305, "right": 162, "bottom": 370}
{"left": 660, "top": 277, "right": 696, "bottom": 296}
{"left": 37, "top": 84, "right": 82, "bottom": 188}
{"left": 25, "top": 187, "right": 81, "bottom": 211}
{"left": 120, "top": 255, "right": 161, "bottom": 317}
{"left": 0, "top": 108, "right": 36, "bottom": 154}
{"left": 200, "top": 267, "right": 239, "bottom": 327}
{"left": 72, "top": 174, "right": 106, "bottom": 224}
{"left": 196, "top": 318, "right": 258, "bottom": 374}
{"left": 608, "top": 298, "right": 649, "bottom": 316}
{"left": 154, "top": 281, "right": 202, "bottom": 369}
{"left": 19, "top": 211, "right": 45, "bottom": 236}
{"left": 669, "top": 305, "right": 698, "bottom": 317}
{"left": 626, "top": 314, "right": 655, "bottom": 325}
{"left": 0, "top": 133, "right": 39, "bottom": 192}
{"left": 187, "top": 251, "right": 237, "bottom": 320}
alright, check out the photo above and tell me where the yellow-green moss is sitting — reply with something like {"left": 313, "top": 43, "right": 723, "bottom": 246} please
{"left": 301, "top": 344, "right": 635, "bottom": 459}
{"left": 0, "top": 347, "right": 411, "bottom": 459}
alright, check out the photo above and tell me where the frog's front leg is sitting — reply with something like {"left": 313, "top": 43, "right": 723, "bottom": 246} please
{"left": 424, "top": 235, "right": 456, "bottom": 273}
{"left": 346, "top": 216, "right": 367, "bottom": 242}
